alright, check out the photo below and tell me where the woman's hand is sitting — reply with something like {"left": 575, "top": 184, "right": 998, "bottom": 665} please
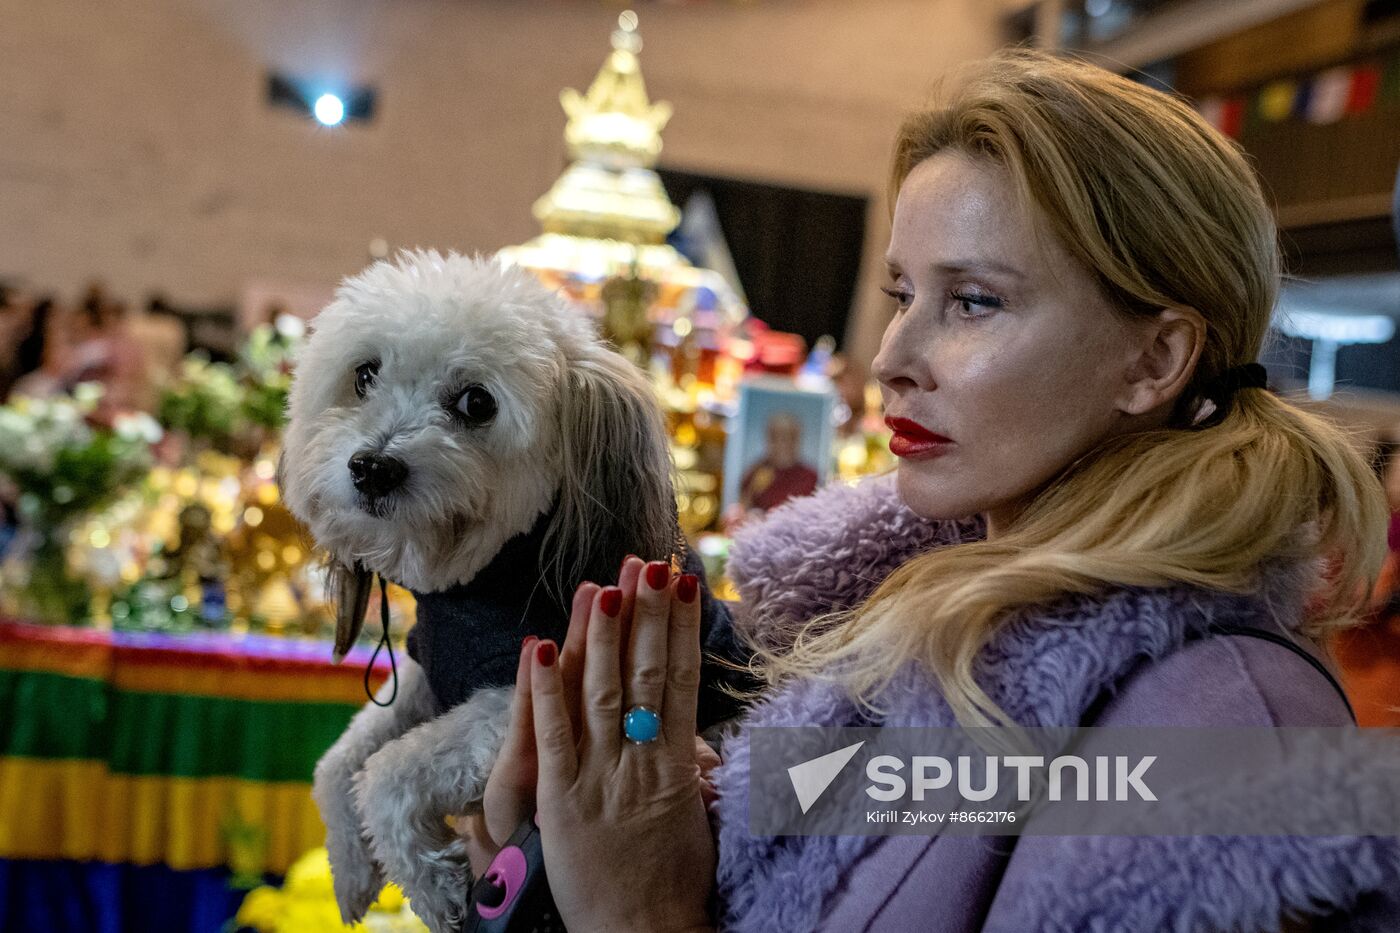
{"left": 464, "top": 555, "right": 645, "bottom": 874}
{"left": 464, "top": 578, "right": 605, "bottom": 872}
{"left": 531, "top": 560, "right": 715, "bottom": 932}
{"left": 459, "top": 554, "right": 722, "bottom": 924}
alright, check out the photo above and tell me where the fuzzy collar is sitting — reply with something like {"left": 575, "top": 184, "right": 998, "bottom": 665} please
{"left": 711, "top": 474, "right": 1400, "bottom": 932}
{"left": 408, "top": 506, "right": 569, "bottom": 711}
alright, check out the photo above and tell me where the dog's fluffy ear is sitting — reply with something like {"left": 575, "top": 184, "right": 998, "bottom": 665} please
{"left": 330, "top": 560, "right": 373, "bottom": 663}
{"left": 545, "top": 349, "right": 679, "bottom": 598}
{"left": 277, "top": 449, "right": 371, "bottom": 663}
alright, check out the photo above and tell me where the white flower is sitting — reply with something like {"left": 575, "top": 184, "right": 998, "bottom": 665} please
{"left": 114, "top": 412, "right": 164, "bottom": 445}
{"left": 72, "top": 382, "right": 104, "bottom": 411}
{"left": 19, "top": 435, "right": 55, "bottom": 474}
{"left": 274, "top": 313, "right": 306, "bottom": 340}
{"left": 0, "top": 409, "right": 27, "bottom": 436}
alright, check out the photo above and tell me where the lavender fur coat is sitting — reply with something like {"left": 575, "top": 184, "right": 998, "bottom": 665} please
{"left": 709, "top": 474, "right": 1400, "bottom": 932}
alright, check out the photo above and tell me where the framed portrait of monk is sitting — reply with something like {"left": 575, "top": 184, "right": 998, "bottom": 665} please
{"left": 722, "top": 377, "right": 836, "bottom": 526}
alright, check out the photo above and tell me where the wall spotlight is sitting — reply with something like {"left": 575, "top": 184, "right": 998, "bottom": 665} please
{"left": 314, "top": 93, "right": 346, "bottom": 127}
{"left": 267, "top": 73, "right": 376, "bottom": 127}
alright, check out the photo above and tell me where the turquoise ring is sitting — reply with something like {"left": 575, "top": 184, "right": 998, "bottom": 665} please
{"left": 622, "top": 705, "right": 662, "bottom": 744}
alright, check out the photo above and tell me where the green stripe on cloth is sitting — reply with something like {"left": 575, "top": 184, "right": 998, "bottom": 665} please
{"left": 106, "top": 689, "right": 356, "bottom": 782}
{"left": 0, "top": 669, "right": 359, "bottom": 782}
{"left": 0, "top": 669, "right": 109, "bottom": 760}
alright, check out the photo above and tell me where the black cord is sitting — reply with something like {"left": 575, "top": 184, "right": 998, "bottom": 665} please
{"left": 1201, "top": 622, "right": 1355, "bottom": 724}
{"left": 365, "top": 574, "right": 398, "bottom": 706}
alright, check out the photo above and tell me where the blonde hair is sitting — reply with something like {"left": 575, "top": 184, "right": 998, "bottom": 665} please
{"left": 750, "top": 49, "right": 1389, "bottom": 729}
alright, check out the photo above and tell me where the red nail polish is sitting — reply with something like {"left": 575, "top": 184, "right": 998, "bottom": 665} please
{"left": 522, "top": 634, "right": 539, "bottom": 651}
{"left": 535, "top": 640, "right": 557, "bottom": 667}
{"left": 677, "top": 573, "right": 698, "bottom": 604}
{"left": 623, "top": 553, "right": 638, "bottom": 566}
{"left": 599, "top": 587, "right": 622, "bottom": 617}
{"left": 645, "top": 561, "right": 670, "bottom": 591}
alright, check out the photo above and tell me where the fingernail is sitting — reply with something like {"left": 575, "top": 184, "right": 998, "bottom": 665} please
{"left": 522, "top": 634, "right": 538, "bottom": 653}
{"left": 599, "top": 586, "right": 622, "bottom": 617}
{"left": 645, "top": 560, "right": 670, "bottom": 591}
{"left": 677, "top": 573, "right": 698, "bottom": 604}
{"left": 623, "top": 553, "right": 638, "bottom": 566}
{"left": 535, "top": 640, "right": 557, "bottom": 667}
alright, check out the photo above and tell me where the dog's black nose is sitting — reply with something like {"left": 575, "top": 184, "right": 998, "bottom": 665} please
{"left": 348, "top": 452, "right": 408, "bottom": 497}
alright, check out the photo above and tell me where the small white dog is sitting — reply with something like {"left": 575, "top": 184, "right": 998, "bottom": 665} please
{"left": 280, "top": 250, "right": 744, "bottom": 932}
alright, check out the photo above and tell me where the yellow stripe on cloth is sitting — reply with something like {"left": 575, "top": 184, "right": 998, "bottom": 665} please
{"left": 0, "top": 757, "right": 327, "bottom": 875}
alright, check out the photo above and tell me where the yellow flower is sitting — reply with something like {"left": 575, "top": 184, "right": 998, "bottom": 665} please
{"left": 277, "top": 899, "right": 355, "bottom": 933}
{"left": 238, "top": 848, "right": 427, "bottom": 933}
{"left": 234, "top": 887, "right": 285, "bottom": 932}
{"left": 282, "top": 847, "right": 337, "bottom": 900}
{"left": 370, "top": 884, "right": 406, "bottom": 912}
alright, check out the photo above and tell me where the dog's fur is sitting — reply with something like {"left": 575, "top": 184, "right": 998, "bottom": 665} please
{"left": 281, "top": 250, "right": 689, "bottom": 931}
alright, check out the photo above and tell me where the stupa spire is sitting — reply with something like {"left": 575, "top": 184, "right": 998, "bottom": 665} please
{"left": 560, "top": 10, "right": 673, "bottom": 170}
{"left": 531, "top": 11, "right": 680, "bottom": 243}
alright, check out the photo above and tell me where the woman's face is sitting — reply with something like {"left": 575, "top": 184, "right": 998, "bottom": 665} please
{"left": 873, "top": 151, "right": 1170, "bottom": 534}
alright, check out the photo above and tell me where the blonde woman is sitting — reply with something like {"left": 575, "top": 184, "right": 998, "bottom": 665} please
{"left": 465, "top": 50, "right": 1400, "bottom": 931}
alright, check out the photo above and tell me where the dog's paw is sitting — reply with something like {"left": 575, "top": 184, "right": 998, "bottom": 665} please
{"left": 314, "top": 751, "right": 386, "bottom": 923}
{"left": 404, "top": 838, "right": 472, "bottom": 933}
{"left": 326, "top": 832, "right": 386, "bottom": 924}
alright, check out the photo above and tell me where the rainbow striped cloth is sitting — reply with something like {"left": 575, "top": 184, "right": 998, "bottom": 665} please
{"left": 0, "top": 619, "right": 388, "bottom": 932}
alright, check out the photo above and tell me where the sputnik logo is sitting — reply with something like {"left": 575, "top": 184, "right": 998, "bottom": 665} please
{"left": 787, "top": 741, "right": 865, "bottom": 814}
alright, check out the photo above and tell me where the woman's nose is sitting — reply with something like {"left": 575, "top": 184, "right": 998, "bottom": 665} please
{"left": 871, "top": 347, "right": 906, "bottom": 392}
{"left": 872, "top": 317, "right": 931, "bottom": 394}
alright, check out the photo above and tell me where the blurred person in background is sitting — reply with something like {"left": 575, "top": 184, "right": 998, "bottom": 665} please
{"left": 0, "top": 283, "right": 29, "bottom": 398}
{"left": 0, "top": 286, "right": 54, "bottom": 402}
{"left": 12, "top": 283, "right": 151, "bottom": 419}
{"left": 1332, "top": 434, "right": 1400, "bottom": 726}
{"left": 7, "top": 296, "right": 64, "bottom": 401}
{"left": 64, "top": 285, "right": 150, "bottom": 416}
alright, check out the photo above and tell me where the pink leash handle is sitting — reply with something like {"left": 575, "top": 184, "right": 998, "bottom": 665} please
{"left": 464, "top": 814, "right": 564, "bottom": 932}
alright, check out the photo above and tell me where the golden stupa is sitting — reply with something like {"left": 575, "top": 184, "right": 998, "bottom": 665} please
{"left": 499, "top": 11, "right": 754, "bottom": 536}
{"left": 537, "top": 11, "right": 678, "bottom": 241}
{"left": 497, "top": 11, "right": 747, "bottom": 329}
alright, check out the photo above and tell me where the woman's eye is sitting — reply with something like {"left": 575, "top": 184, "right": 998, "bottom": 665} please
{"left": 454, "top": 384, "right": 497, "bottom": 425}
{"left": 880, "top": 285, "right": 913, "bottom": 310}
{"left": 354, "top": 360, "right": 380, "bottom": 399}
{"left": 950, "top": 290, "right": 1004, "bottom": 318}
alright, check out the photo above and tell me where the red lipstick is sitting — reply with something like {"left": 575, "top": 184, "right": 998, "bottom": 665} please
{"left": 885, "top": 417, "right": 954, "bottom": 460}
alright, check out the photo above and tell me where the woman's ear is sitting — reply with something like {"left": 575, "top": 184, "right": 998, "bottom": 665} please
{"left": 329, "top": 559, "right": 373, "bottom": 663}
{"left": 1117, "top": 307, "right": 1207, "bottom": 419}
{"left": 545, "top": 348, "right": 679, "bottom": 600}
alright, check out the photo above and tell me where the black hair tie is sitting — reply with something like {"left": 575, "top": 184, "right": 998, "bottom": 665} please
{"left": 1189, "top": 362, "right": 1269, "bottom": 428}
{"left": 1211, "top": 362, "right": 1269, "bottom": 396}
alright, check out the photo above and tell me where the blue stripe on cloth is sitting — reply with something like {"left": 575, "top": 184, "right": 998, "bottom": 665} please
{"left": 0, "top": 858, "right": 273, "bottom": 933}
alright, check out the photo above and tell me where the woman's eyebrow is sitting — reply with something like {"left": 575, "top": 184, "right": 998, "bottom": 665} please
{"left": 933, "top": 260, "right": 1025, "bottom": 281}
{"left": 884, "top": 257, "right": 1026, "bottom": 281}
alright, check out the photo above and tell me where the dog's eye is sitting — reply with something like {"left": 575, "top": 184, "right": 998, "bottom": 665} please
{"left": 354, "top": 360, "right": 380, "bottom": 399}
{"left": 454, "top": 384, "right": 497, "bottom": 425}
